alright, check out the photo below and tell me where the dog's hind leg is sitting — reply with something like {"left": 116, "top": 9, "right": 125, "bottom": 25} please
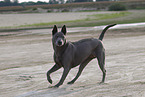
{"left": 47, "top": 64, "right": 61, "bottom": 84}
{"left": 95, "top": 47, "right": 106, "bottom": 83}
{"left": 67, "top": 58, "right": 92, "bottom": 84}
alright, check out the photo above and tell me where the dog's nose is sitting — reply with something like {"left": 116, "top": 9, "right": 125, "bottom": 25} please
{"left": 58, "top": 40, "right": 62, "bottom": 45}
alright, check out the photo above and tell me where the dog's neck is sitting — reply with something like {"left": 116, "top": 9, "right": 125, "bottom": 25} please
{"left": 53, "top": 40, "right": 68, "bottom": 58}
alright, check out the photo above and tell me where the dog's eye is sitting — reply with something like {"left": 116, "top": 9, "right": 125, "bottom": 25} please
{"left": 56, "top": 35, "right": 59, "bottom": 38}
{"left": 62, "top": 36, "right": 64, "bottom": 38}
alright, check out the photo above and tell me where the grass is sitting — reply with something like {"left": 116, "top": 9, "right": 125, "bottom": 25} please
{"left": 1, "top": 10, "right": 145, "bottom": 31}
{"left": 17, "top": 11, "right": 131, "bottom": 28}
{"left": 86, "top": 11, "right": 131, "bottom": 20}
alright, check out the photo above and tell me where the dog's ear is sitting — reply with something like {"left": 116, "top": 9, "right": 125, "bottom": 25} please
{"left": 52, "top": 25, "right": 58, "bottom": 35}
{"left": 61, "top": 25, "right": 67, "bottom": 35}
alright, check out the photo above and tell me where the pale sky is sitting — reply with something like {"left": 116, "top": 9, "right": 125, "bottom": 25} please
{"left": 0, "top": 0, "right": 49, "bottom": 3}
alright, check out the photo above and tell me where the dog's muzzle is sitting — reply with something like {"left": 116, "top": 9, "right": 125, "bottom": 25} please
{"left": 56, "top": 39, "right": 64, "bottom": 47}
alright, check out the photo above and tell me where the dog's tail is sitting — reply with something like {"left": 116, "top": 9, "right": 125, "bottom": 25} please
{"left": 99, "top": 24, "right": 116, "bottom": 41}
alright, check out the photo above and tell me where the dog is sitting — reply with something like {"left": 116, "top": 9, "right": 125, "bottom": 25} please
{"left": 47, "top": 24, "right": 116, "bottom": 88}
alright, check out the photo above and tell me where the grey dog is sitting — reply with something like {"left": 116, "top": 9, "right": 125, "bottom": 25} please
{"left": 47, "top": 24, "right": 116, "bottom": 88}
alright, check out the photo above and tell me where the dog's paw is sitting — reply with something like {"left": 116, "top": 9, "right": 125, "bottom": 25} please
{"left": 98, "top": 82, "right": 107, "bottom": 85}
{"left": 67, "top": 81, "right": 74, "bottom": 84}
{"left": 48, "top": 85, "right": 59, "bottom": 88}
{"left": 99, "top": 81, "right": 104, "bottom": 84}
{"left": 47, "top": 77, "right": 53, "bottom": 84}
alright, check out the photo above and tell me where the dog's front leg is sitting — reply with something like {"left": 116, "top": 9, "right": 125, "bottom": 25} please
{"left": 47, "top": 64, "right": 61, "bottom": 84}
{"left": 54, "top": 67, "right": 70, "bottom": 88}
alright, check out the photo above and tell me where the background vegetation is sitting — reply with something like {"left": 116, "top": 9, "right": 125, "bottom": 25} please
{"left": 108, "top": 3, "right": 127, "bottom": 11}
{"left": 0, "top": 0, "right": 145, "bottom": 12}
{"left": 0, "top": 0, "right": 111, "bottom": 6}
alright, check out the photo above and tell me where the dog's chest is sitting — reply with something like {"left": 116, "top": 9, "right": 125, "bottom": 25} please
{"left": 54, "top": 55, "right": 63, "bottom": 67}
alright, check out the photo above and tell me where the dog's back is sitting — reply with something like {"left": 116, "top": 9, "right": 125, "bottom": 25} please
{"left": 69, "top": 38, "right": 102, "bottom": 67}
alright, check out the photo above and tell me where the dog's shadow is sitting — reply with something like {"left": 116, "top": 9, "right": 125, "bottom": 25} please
{"left": 34, "top": 82, "right": 109, "bottom": 97}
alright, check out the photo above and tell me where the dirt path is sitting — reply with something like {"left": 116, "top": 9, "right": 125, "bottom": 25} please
{"left": 0, "top": 27, "right": 145, "bottom": 97}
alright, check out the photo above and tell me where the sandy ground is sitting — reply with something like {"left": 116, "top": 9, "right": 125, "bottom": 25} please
{"left": 0, "top": 25, "right": 145, "bottom": 97}
{"left": 0, "top": 11, "right": 115, "bottom": 27}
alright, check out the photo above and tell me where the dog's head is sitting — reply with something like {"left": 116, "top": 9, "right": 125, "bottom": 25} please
{"left": 52, "top": 25, "right": 67, "bottom": 47}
